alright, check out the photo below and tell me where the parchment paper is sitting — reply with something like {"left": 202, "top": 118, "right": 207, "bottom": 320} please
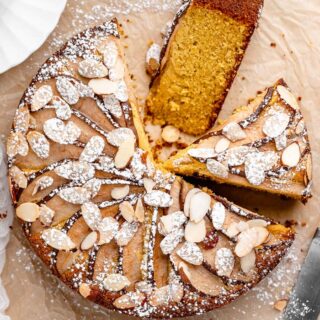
{"left": 0, "top": 0, "right": 320, "bottom": 319}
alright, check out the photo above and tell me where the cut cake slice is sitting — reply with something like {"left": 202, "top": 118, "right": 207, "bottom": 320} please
{"left": 164, "top": 80, "right": 313, "bottom": 202}
{"left": 146, "top": 0, "right": 264, "bottom": 135}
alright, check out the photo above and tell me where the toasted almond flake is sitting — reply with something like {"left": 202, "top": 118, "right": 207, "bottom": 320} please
{"left": 41, "top": 228, "right": 76, "bottom": 251}
{"left": 103, "top": 94, "right": 122, "bottom": 118}
{"left": 119, "top": 201, "right": 135, "bottom": 222}
{"left": 227, "top": 146, "right": 252, "bottom": 166}
{"left": 188, "top": 148, "right": 216, "bottom": 159}
{"left": 252, "top": 227, "right": 269, "bottom": 246}
{"left": 78, "top": 59, "right": 108, "bottom": 78}
{"left": 135, "top": 281, "right": 153, "bottom": 295}
{"left": 149, "top": 283, "right": 184, "bottom": 306}
{"left": 9, "top": 166, "right": 27, "bottom": 189}
{"left": 159, "top": 211, "right": 186, "bottom": 235}
{"left": 177, "top": 242, "right": 203, "bottom": 265}
{"left": 16, "top": 202, "right": 40, "bottom": 222}
{"left": 183, "top": 188, "right": 201, "bottom": 217}
{"left": 83, "top": 178, "right": 102, "bottom": 198}
{"left": 237, "top": 221, "right": 249, "bottom": 232}
{"left": 240, "top": 249, "right": 256, "bottom": 273}
{"left": 275, "top": 133, "right": 287, "bottom": 151}
{"left": 111, "top": 185, "right": 130, "bottom": 200}
{"left": 161, "top": 125, "right": 180, "bottom": 143}
{"left": 215, "top": 137, "right": 230, "bottom": 153}
{"left": 107, "top": 128, "right": 136, "bottom": 147}
{"left": 81, "top": 231, "right": 98, "bottom": 250}
{"left": 97, "top": 217, "right": 119, "bottom": 244}
{"left": 98, "top": 40, "right": 118, "bottom": 68}
{"left": 274, "top": 299, "right": 288, "bottom": 312}
{"left": 206, "top": 159, "right": 228, "bottom": 179}
{"left": 263, "top": 112, "right": 290, "bottom": 138}
{"left": 59, "top": 187, "right": 91, "bottom": 204}
{"left": 43, "top": 118, "right": 81, "bottom": 145}
{"left": 56, "top": 77, "right": 79, "bottom": 105}
{"left": 39, "top": 204, "right": 55, "bottom": 226}
{"left": 88, "top": 78, "right": 117, "bottom": 95}
{"left": 32, "top": 176, "right": 54, "bottom": 195}
{"left": 113, "top": 292, "right": 145, "bottom": 309}
{"left": 222, "top": 122, "right": 246, "bottom": 142}
{"left": 31, "top": 85, "right": 53, "bottom": 111}
{"left": 295, "top": 119, "right": 305, "bottom": 135}
{"left": 7, "top": 131, "right": 29, "bottom": 158}
{"left": 51, "top": 96, "right": 72, "bottom": 120}
{"left": 226, "top": 222, "right": 241, "bottom": 238}
{"left": 14, "top": 106, "right": 30, "bottom": 133}
{"left": 143, "top": 178, "right": 156, "bottom": 193}
{"left": 103, "top": 274, "right": 130, "bottom": 291}
{"left": 160, "top": 228, "right": 184, "bottom": 255}
{"left": 144, "top": 190, "right": 173, "bottom": 208}
{"left": 81, "top": 202, "right": 102, "bottom": 230}
{"left": 109, "top": 58, "right": 125, "bottom": 81}
{"left": 115, "top": 221, "right": 139, "bottom": 246}
{"left": 80, "top": 136, "right": 105, "bottom": 163}
{"left": 211, "top": 202, "right": 226, "bottom": 230}
{"left": 27, "top": 131, "right": 50, "bottom": 159}
{"left": 114, "top": 138, "right": 135, "bottom": 169}
{"left": 134, "top": 198, "right": 145, "bottom": 223}
{"left": 114, "top": 80, "right": 129, "bottom": 102}
{"left": 185, "top": 220, "right": 206, "bottom": 243}
{"left": 189, "top": 191, "right": 211, "bottom": 223}
{"left": 281, "top": 143, "right": 301, "bottom": 167}
{"left": 79, "top": 283, "right": 91, "bottom": 298}
{"left": 247, "top": 219, "right": 268, "bottom": 228}
{"left": 146, "top": 43, "right": 161, "bottom": 76}
{"left": 277, "top": 85, "right": 299, "bottom": 110}
{"left": 215, "top": 248, "right": 234, "bottom": 277}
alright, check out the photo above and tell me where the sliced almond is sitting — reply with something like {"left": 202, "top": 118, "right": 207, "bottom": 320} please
{"left": 211, "top": 202, "right": 226, "bottom": 230}
{"left": 79, "top": 283, "right": 91, "bottom": 298}
{"left": 114, "top": 138, "right": 135, "bottom": 169}
{"left": 206, "top": 159, "right": 229, "bottom": 179}
{"left": 14, "top": 105, "right": 30, "bottom": 134}
{"left": 31, "top": 85, "right": 53, "bottom": 111}
{"left": 7, "top": 131, "right": 29, "bottom": 158}
{"left": 295, "top": 119, "right": 305, "bottom": 135}
{"left": 222, "top": 122, "right": 246, "bottom": 142}
{"left": 39, "top": 204, "right": 55, "bottom": 226}
{"left": 41, "top": 228, "right": 76, "bottom": 251}
{"left": 252, "top": 227, "right": 269, "bottom": 247}
{"left": 146, "top": 43, "right": 161, "bottom": 76}
{"left": 109, "top": 58, "right": 125, "bottom": 81}
{"left": 103, "top": 274, "right": 130, "bottom": 291}
{"left": 32, "top": 176, "right": 54, "bottom": 196}
{"left": 235, "top": 229, "right": 257, "bottom": 258}
{"left": 88, "top": 78, "right": 117, "bottom": 95}
{"left": 111, "top": 185, "right": 130, "bottom": 200}
{"left": 134, "top": 198, "right": 145, "bottom": 222}
{"left": 184, "top": 220, "right": 206, "bottom": 243}
{"left": 215, "top": 248, "right": 234, "bottom": 277}
{"left": 149, "top": 282, "right": 183, "bottom": 307}
{"left": 160, "top": 228, "right": 184, "bottom": 255}
{"left": 135, "top": 281, "right": 153, "bottom": 295}
{"left": 247, "top": 219, "right": 268, "bottom": 228}
{"left": 115, "top": 221, "right": 139, "bottom": 246}
{"left": 16, "top": 202, "right": 40, "bottom": 222}
{"left": 119, "top": 201, "right": 135, "bottom": 222}
{"left": 176, "top": 242, "right": 203, "bottom": 265}
{"left": 189, "top": 191, "right": 211, "bottom": 223}
{"left": 274, "top": 299, "right": 288, "bottom": 312}
{"left": 240, "top": 249, "right": 256, "bottom": 273}
{"left": 188, "top": 148, "right": 216, "bottom": 159}
{"left": 226, "top": 222, "right": 240, "bottom": 238}
{"left": 27, "top": 131, "right": 50, "bottom": 159}
{"left": 9, "top": 166, "right": 27, "bottom": 189}
{"left": 81, "top": 231, "right": 98, "bottom": 250}
{"left": 78, "top": 59, "right": 108, "bottom": 78}
{"left": 159, "top": 211, "right": 186, "bottom": 235}
{"left": 277, "top": 85, "right": 299, "bottom": 110}
{"left": 281, "top": 143, "right": 300, "bottom": 167}
{"left": 113, "top": 292, "right": 145, "bottom": 309}
{"left": 97, "top": 217, "right": 119, "bottom": 245}
{"left": 81, "top": 202, "right": 102, "bottom": 230}
{"left": 237, "top": 221, "right": 249, "bottom": 232}
{"left": 143, "top": 178, "right": 156, "bottom": 193}
{"left": 215, "top": 137, "right": 230, "bottom": 153}
{"left": 161, "top": 125, "right": 180, "bottom": 143}
{"left": 183, "top": 188, "right": 201, "bottom": 217}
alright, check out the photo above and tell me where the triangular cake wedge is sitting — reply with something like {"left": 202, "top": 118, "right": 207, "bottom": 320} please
{"left": 7, "top": 22, "right": 293, "bottom": 318}
{"left": 164, "top": 80, "right": 313, "bottom": 202}
{"left": 146, "top": 0, "right": 264, "bottom": 135}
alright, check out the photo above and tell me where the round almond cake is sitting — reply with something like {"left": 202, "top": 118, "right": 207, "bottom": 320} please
{"left": 7, "top": 20, "right": 294, "bottom": 318}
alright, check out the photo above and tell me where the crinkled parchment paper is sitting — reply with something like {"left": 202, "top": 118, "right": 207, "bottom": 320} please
{"left": 0, "top": 0, "right": 320, "bottom": 319}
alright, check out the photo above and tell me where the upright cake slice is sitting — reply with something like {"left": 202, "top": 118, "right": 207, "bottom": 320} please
{"left": 146, "top": 0, "right": 264, "bottom": 135}
{"left": 164, "top": 80, "right": 313, "bottom": 202}
{"left": 7, "top": 21, "right": 293, "bottom": 318}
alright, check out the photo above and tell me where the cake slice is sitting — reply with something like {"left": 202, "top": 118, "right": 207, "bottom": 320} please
{"left": 8, "top": 21, "right": 293, "bottom": 318}
{"left": 146, "top": 0, "right": 264, "bottom": 135}
{"left": 164, "top": 80, "right": 313, "bottom": 202}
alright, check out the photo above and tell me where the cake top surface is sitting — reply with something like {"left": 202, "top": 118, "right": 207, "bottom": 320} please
{"left": 6, "top": 19, "right": 294, "bottom": 319}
